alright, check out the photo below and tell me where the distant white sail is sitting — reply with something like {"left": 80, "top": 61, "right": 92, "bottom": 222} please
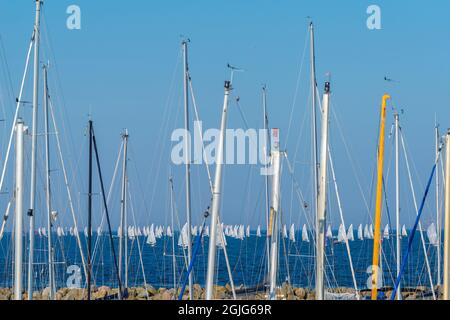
{"left": 246, "top": 225, "right": 250, "bottom": 238}
{"left": 216, "top": 224, "right": 227, "bottom": 248}
{"left": 97, "top": 227, "right": 102, "bottom": 236}
{"left": 347, "top": 224, "right": 354, "bottom": 241}
{"left": 191, "top": 225, "right": 198, "bottom": 237}
{"left": 326, "top": 225, "right": 333, "bottom": 239}
{"left": 83, "top": 227, "right": 88, "bottom": 238}
{"left": 302, "top": 224, "right": 309, "bottom": 242}
{"left": 369, "top": 224, "right": 374, "bottom": 239}
{"left": 166, "top": 226, "right": 173, "bottom": 237}
{"left": 146, "top": 224, "right": 156, "bottom": 246}
{"left": 256, "top": 225, "right": 261, "bottom": 237}
{"left": 401, "top": 225, "right": 407, "bottom": 237}
{"left": 427, "top": 223, "right": 439, "bottom": 246}
{"left": 289, "top": 224, "right": 295, "bottom": 242}
{"left": 239, "top": 225, "right": 245, "bottom": 240}
{"left": 383, "top": 224, "right": 390, "bottom": 240}
{"left": 357, "top": 224, "right": 363, "bottom": 240}
{"left": 364, "top": 224, "right": 370, "bottom": 239}
{"left": 337, "top": 224, "right": 346, "bottom": 243}
{"left": 38, "top": 227, "right": 42, "bottom": 237}
{"left": 69, "top": 227, "right": 74, "bottom": 236}
{"left": 282, "top": 224, "right": 288, "bottom": 239}
{"left": 178, "top": 223, "right": 189, "bottom": 248}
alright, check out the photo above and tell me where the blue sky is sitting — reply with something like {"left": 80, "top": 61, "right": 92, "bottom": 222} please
{"left": 0, "top": 0, "right": 449, "bottom": 230}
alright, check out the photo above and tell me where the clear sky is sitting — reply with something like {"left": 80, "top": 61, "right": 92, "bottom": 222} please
{"left": 0, "top": 0, "right": 449, "bottom": 230}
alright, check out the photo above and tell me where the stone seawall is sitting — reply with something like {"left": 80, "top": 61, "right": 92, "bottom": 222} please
{"left": 0, "top": 284, "right": 433, "bottom": 300}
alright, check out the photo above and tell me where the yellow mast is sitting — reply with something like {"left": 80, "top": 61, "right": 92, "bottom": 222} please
{"left": 371, "top": 94, "right": 390, "bottom": 300}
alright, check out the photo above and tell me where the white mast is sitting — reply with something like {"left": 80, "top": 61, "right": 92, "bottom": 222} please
{"left": 14, "top": 119, "right": 26, "bottom": 300}
{"left": 394, "top": 112, "right": 401, "bottom": 300}
{"left": 205, "top": 81, "right": 231, "bottom": 300}
{"left": 436, "top": 122, "right": 441, "bottom": 286}
{"left": 27, "top": 0, "right": 41, "bottom": 300}
{"left": 268, "top": 128, "right": 282, "bottom": 300}
{"left": 43, "top": 65, "right": 55, "bottom": 299}
{"left": 444, "top": 130, "right": 450, "bottom": 300}
{"left": 262, "top": 86, "right": 271, "bottom": 278}
{"left": 169, "top": 177, "right": 177, "bottom": 290}
{"left": 182, "top": 40, "right": 194, "bottom": 300}
{"left": 316, "top": 81, "right": 330, "bottom": 300}
{"left": 118, "top": 129, "right": 129, "bottom": 294}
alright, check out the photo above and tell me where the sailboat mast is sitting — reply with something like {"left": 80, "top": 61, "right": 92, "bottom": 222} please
{"left": 169, "top": 177, "right": 177, "bottom": 291}
{"left": 443, "top": 130, "right": 450, "bottom": 300}
{"left": 87, "top": 120, "right": 93, "bottom": 300}
{"left": 268, "top": 129, "right": 281, "bottom": 300}
{"left": 182, "top": 40, "right": 194, "bottom": 300}
{"left": 262, "top": 86, "right": 271, "bottom": 279}
{"left": 316, "top": 81, "right": 331, "bottom": 300}
{"left": 436, "top": 122, "right": 441, "bottom": 286}
{"left": 43, "top": 65, "right": 55, "bottom": 299}
{"left": 310, "top": 21, "right": 321, "bottom": 299}
{"left": 118, "top": 130, "right": 129, "bottom": 290}
{"left": 371, "top": 94, "right": 390, "bottom": 300}
{"left": 27, "top": 0, "right": 41, "bottom": 300}
{"left": 394, "top": 112, "right": 401, "bottom": 300}
{"left": 205, "top": 81, "right": 231, "bottom": 300}
{"left": 14, "top": 119, "right": 26, "bottom": 300}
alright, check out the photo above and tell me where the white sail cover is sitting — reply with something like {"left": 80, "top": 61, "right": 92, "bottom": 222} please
{"left": 401, "top": 225, "right": 407, "bottom": 237}
{"left": 427, "top": 223, "right": 439, "bottom": 246}
{"left": 256, "top": 225, "right": 261, "bottom": 237}
{"left": 383, "top": 224, "right": 390, "bottom": 239}
{"left": 357, "top": 224, "right": 363, "bottom": 240}
{"left": 347, "top": 224, "right": 354, "bottom": 241}
{"left": 337, "top": 224, "right": 346, "bottom": 243}
{"left": 282, "top": 224, "right": 288, "bottom": 239}
{"left": 302, "top": 224, "right": 309, "bottom": 242}
{"left": 289, "top": 224, "right": 295, "bottom": 242}
{"left": 326, "top": 225, "right": 333, "bottom": 239}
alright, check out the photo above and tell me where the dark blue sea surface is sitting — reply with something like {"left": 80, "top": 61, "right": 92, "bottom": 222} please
{"left": 0, "top": 230, "right": 441, "bottom": 292}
